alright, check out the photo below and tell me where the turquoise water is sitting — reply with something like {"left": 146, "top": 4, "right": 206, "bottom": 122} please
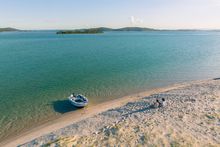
{"left": 0, "top": 31, "right": 220, "bottom": 140}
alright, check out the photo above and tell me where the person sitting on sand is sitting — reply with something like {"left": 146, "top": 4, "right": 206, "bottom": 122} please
{"left": 162, "top": 98, "right": 166, "bottom": 107}
{"left": 158, "top": 98, "right": 166, "bottom": 107}
{"left": 153, "top": 99, "right": 160, "bottom": 108}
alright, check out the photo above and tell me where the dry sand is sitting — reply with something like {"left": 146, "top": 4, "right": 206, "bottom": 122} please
{"left": 1, "top": 79, "right": 220, "bottom": 147}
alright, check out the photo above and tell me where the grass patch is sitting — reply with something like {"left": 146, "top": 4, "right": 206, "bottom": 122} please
{"left": 170, "top": 140, "right": 180, "bottom": 147}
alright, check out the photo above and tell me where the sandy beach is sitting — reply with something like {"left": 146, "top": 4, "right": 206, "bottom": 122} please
{"left": 2, "top": 0, "right": 220, "bottom": 146}
{"left": 1, "top": 79, "right": 220, "bottom": 147}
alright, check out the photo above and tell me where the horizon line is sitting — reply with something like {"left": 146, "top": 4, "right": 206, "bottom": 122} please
{"left": 1, "top": 26, "right": 220, "bottom": 31}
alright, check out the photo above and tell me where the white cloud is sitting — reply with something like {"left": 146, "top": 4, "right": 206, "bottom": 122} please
{"left": 130, "top": 16, "right": 143, "bottom": 25}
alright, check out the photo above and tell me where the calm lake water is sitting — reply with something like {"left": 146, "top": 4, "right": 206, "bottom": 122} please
{"left": 0, "top": 31, "right": 220, "bottom": 140}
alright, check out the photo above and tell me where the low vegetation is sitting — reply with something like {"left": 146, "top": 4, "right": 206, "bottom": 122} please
{"left": 56, "top": 27, "right": 156, "bottom": 34}
{"left": 0, "top": 27, "right": 19, "bottom": 32}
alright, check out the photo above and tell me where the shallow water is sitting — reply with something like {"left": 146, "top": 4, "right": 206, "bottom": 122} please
{"left": 0, "top": 31, "right": 220, "bottom": 140}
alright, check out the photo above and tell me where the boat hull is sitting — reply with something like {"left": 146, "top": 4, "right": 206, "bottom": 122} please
{"left": 68, "top": 96, "right": 88, "bottom": 108}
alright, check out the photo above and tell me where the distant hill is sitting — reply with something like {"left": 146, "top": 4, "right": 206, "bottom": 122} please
{"left": 57, "top": 27, "right": 157, "bottom": 34}
{"left": 114, "top": 27, "right": 156, "bottom": 31}
{"left": 57, "top": 28, "right": 104, "bottom": 34}
{"left": 0, "top": 27, "right": 20, "bottom": 32}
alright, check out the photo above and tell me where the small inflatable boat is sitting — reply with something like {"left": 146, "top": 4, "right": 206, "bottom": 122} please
{"left": 68, "top": 93, "right": 88, "bottom": 108}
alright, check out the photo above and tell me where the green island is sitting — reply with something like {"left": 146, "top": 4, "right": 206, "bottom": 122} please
{"left": 56, "top": 27, "right": 157, "bottom": 34}
{"left": 0, "top": 27, "right": 20, "bottom": 32}
{"left": 57, "top": 28, "right": 104, "bottom": 34}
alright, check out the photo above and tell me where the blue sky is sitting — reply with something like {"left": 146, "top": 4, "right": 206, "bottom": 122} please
{"left": 1, "top": 0, "right": 220, "bottom": 29}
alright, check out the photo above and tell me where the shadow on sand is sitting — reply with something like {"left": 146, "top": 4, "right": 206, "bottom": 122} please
{"left": 52, "top": 99, "right": 79, "bottom": 114}
{"left": 213, "top": 77, "right": 220, "bottom": 80}
{"left": 122, "top": 104, "right": 156, "bottom": 117}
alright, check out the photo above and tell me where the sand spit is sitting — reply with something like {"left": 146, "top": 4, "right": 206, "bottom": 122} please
{"left": 2, "top": 79, "right": 220, "bottom": 147}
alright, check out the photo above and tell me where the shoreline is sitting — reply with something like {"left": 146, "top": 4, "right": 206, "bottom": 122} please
{"left": 0, "top": 79, "right": 213, "bottom": 147}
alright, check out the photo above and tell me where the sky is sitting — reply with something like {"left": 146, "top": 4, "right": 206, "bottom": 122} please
{"left": 0, "top": 0, "right": 220, "bottom": 30}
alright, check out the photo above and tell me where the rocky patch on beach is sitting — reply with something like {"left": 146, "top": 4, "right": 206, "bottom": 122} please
{"left": 21, "top": 80, "right": 220, "bottom": 147}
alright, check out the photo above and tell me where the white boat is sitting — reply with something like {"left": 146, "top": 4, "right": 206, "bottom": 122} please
{"left": 68, "top": 94, "right": 88, "bottom": 108}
